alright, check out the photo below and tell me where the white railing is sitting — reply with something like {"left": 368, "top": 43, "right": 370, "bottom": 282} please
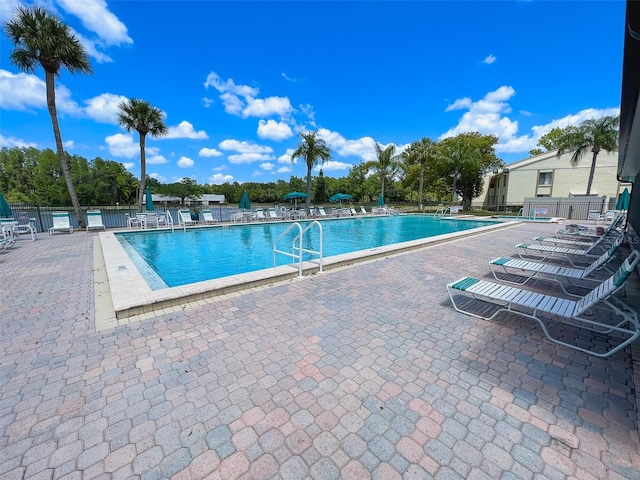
{"left": 273, "top": 221, "right": 323, "bottom": 278}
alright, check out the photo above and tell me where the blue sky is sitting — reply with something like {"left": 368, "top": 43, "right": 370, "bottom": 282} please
{"left": 0, "top": 1, "right": 625, "bottom": 186}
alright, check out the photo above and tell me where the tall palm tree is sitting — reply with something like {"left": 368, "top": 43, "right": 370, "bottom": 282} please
{"left": 365, "top": 143, "right": 402, "bottom": 202}
{"left": 291, "top": 131, "right": 332, "bottom": 213}
{"left": 5, "top": 6, "right": 92, "bottom": 228}
{"left": 403, "top": 138, "right": 438, "bottom": 211}
{"left": 117, "top": 99, "right": 168, "bottom": 212}
{"left": 556, "top": 115, "right": 620, "bottom": 195}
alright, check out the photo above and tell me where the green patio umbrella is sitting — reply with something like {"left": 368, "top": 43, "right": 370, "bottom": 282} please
{"left": 377, "top": 194, "right": 385, "bottom": 207}
{"left": 282, "top": 191, "right": 308, "bottom": 208}
{"left": 145, "top": 186, "right": 155, "bottom": 212}
{"left": 239, "top": 190, "right": 251, "bottom": 210}
{"left": 616, "top": 188, "right": 630, "bottom": 211}
{"left": 329, "top": 193, "right": 353, "bottom": 207}
{"left": 0, "top": 192, "right": 12, "bottom": 218}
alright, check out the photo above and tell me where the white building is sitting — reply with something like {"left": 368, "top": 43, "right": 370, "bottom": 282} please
{"left": 473, "top": 150, "right": 631, "bottom": 209}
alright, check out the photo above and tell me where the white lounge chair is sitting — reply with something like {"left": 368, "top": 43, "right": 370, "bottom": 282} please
{"left": 317, "top": 207, "right": 329, "bottom": 218}
{"left": 447, "top": 251, "right": 640, "bottom": 357}
{"left": 1, "top": 226, "right": 16, "bottom": 250}
{"left": 13, "top": 212, "right": 37, "bottom": 240}
{"left": 178, "top": 209, "right": 197, "bottom": 227}
{"left": 267, "top": 208, "right": 279, "bottom": 220}
{"left": 490, "top": 234, "right": 624, "bottom": 296}
{"left": 350, "top": 207, "right": 358, "bottom": 216}
{"left": 86, "top": 210, "right": 106, "bottom": 232}
{"left": 515, "top": 232, "right": 625, "bottom": 266}
{"left": 49, "top": 211, "right": 73, "bottom": 235}
{"left": 200, "top": 209, "right": 219, "bottom": 224}
{"left": 360, "top": 206, "right": 368, "bottom": 215}
{"left": 557, "top": 213, "right": 625, "bottom": 239}
{"left": 144, "top": 212, "right": 160, "bottom": 229}
{"left": 253, "top": 210, "right": 266, "bottom": 221}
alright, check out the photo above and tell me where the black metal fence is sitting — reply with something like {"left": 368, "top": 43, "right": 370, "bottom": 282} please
{"left": 521, "top": 197, "right": 609, "bottom": 220}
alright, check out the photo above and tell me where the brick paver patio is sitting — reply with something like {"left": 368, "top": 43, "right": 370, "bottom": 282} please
{"left": 1, "top": 220, "right": 639, "bottom": 479}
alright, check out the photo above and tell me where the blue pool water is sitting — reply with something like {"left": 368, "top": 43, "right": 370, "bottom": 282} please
{"left": 117, "top": 215, "right": 497, "bottom": 289}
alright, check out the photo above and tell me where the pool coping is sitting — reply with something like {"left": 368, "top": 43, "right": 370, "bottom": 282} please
{"left": 97, "top": 219, "right": 520, "bottom": 324}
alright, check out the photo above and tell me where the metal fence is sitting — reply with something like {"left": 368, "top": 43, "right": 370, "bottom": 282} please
{"left": 521, "top": 196, "right": 609, "bottom": 220}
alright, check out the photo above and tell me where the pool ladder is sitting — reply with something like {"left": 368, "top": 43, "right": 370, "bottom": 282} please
{"left": 273, "top": 221, "right": 323, "bottom": 278}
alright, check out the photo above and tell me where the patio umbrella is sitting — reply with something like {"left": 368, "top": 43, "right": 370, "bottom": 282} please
{"left": 616, "top": 188, "right": 630, "bottom": 211}
{"left": 0, "top": 192, "right": 12, "bottom": 218}
{"left": 377, "top": 194, "right": 385, "bottom": 207}
{"left": 145, "top": 186, "right": 155, "bottom": 212}
{"left": 329, "top": 193, "right": 353, "bottom": 207}
{"left": 239, "top": 190, "right": 251, "bottom": 210}
{"left": 282, "top": 191, "right": 308, "bottom": 208}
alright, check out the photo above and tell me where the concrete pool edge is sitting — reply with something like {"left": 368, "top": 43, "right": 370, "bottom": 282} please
{"left": 98, "top": 220, "right": 520, "bottom": 323}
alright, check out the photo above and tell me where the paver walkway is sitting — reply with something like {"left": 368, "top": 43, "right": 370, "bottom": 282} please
{"left": 1, "top": 221, "right": 639, "bottom": 479}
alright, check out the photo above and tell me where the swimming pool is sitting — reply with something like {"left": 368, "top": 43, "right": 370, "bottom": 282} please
{"left": 116, "top": 215, "right": 498, "bottom": 289}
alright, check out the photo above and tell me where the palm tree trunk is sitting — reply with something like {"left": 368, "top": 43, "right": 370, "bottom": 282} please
{"left": 586, "top": 150, "right": 598, "bottom": 195}
{"left": 138, "top": 133, "right": 147, "bottom": 212}
{"left": 46, "top": 71, "right": 85, "bottom": 228}
{"left": 305, "top": 161, "right": 312, "bottom": 214}
{"left": 381, "top": 175, "right": 386, "bottom": 201}
{"left": 418, "top": 163, "right": 425, "bottom": 212}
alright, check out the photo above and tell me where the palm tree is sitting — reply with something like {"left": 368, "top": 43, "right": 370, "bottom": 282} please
{"left": 291, "top": 131, "right": 332, "bottom": 213}
{"left": 403, "top": 138, "right": 438, "bottom": 211}
{"left": 117, "top": 99, "right": 168, "bottom": 212}
{"left": 556, "top": 115, "right": 620, "bottom": 195}
{"left": 365, "top": 143, "right": 402, "bottom": 202}
{"left": 4, "top": 6, "right": 92, "bottom": 228}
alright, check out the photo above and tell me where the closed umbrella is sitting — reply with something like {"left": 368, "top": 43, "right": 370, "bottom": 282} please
{"left": 377, "top": 194, "right": 384, "bottom": 207}
{"left": 0, "top": 192, "right": 12, "bottom": 218}
{"left": 616, "top": 188, "right": 630, "bottom": 211}
{"left": 145, "top": 187, "right": 155, "bottom": 212}
{"left": 282, "top": 191, "right": 308, "bottom": 208}
{"left": 239, "top": 190, "right": 251, "bottom": 210}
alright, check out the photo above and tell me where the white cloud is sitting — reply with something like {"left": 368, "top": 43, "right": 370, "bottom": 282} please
{"left": 57, "top": 0, "right": 132, "bottom": 46}
{"left": 260, "top": 162, "right": 274, "bottom": 170}
{"left": 228, "top": 153, "right": 275, "bottom": 165}
{"left": 209, "top": 173, "right": 234, "bottom": 184}
{"left": 299, "top": 104, "right": 316, "bottom": 124}
{"left": 0, "top": 134, "right": 36, "bottom": 148}
{"left": 105, "top": 133, "right": 160, "bottom": 158}
{"left": 149, "top": 172, "right": 167, "bottom": 182}
{"left": 317, "top": 128, "right": 379, "bottom": 160}
{"left": 63, "top": 139, "right": 74, "bottom": 148}
{"left": 251, "top": 170, "right": 263, "bottom": 177}
{"left": 204, "top": 71, "right": 293, "bottom": 119}
{"left": 315, "top": 160, "right": 352, "bottom": 172}
{"left": 440, "top": 86, "right": 518, "bottom": 142}
{"left": 122, "top": 162, "right": 135, "bottom": 170}
{"left": 219, "top": 139, "right": 273, "bottom": 154}
{"left": 257, "top": 119, "right": 294, "bottom": 141}
{"left": 520, "top": 110, "right": 533, "bottom": 116}
{"left": 278, "top": 148, "right": 297, "bottom": 164}
{"left": 277, "top": 166, "right": 292, "bottom": 173}
{"left": 71, "top": 29, "right": 114, "bottom": 63}
{"left": 147, "top": 155, "right": 168, "bottom": 164}
{"left": 213, "top": 165, "right": 228, "bottom": 171}
{"left": 0, "top": 69, "right": 80, "bottom": 114}
{"left": 84, "top": 92, "right": 128, "bottom": 123}
{"left": 199, "top": 147, "right": 223, "bottom": 157}
{"left": 282, "top": 72, "right": 297, "bottom": 82}
{"left": 445, "top": 97, "right": 473, "bottom": 112}
{"left": 177, "top": 156, "right": 194, "bottom": 168}
{"left": 202, "top": 97, "right": 215, "bottom": 108}
{"left": 482, "top": 54, "right": 496, "bottom": 65}
{"left": 165, "top": 121, "right": 208, "bottom": 139}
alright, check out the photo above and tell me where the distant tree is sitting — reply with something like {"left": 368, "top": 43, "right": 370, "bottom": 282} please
{"left": 163, "top": 178, "right": 203, "bottom": 204}
{"left": 365, "top": 143, "right": 402, "bottom": 203}
{"left": 5, "top": 6, "right": 92, "bottom": 227}
{"left": 555, "top": 115, "right": 620, "bottom": 195}
{"left": 291, "top": 131, "right": 332, "bottom": 213}
{"left": 403, "top": 137, "right": 438, "bottom": 211}
{"left": 537, "top": 127, "right": 573, "bottom": 152}
{"left": 118, "top": 98, "right": 168, "bottom": 212}
{"left": 528, "top": 148, "right": 544, "bottom": 157}
{"left": 313, "top": 169, "right": 328, "bottom": 203}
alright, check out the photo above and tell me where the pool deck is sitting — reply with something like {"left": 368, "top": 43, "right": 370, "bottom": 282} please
{"left": 1, "top": 221, "right": 639, "bottom": 479}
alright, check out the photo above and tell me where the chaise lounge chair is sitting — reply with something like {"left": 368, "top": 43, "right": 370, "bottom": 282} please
{"left": 447, "top": 250, "right": 640, "bottom": 357}
{"left": 178, "top": 209, "right": 197, "bottom": 227}
{"left": 49, "top": 211, "right": 73, "bottom": 235}
{"left": 490, "top": 234, "right": 624, "bottom": 296}
{"left": 1, "top": 226, "right": 16, "bottom": 250}
{"left": 86, "top": 210, "right": 106, "bottom": 232}
{"left": 200, "top": 209, "right": 219, "bottom": 224}
{"left": 515, "top": 232, "right": 625, "bottom": 266}
{"left": 556, "top": 213, "right": 625, "bottom": 239}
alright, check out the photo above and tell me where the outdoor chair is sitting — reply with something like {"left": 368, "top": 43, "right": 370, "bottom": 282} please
{"left": 516, "top": 232, "right": 625, "bottom": 266}
{"left": 178, "top": 209, "right": 197, "bottom": 227}
{"left": 1, "top": 226, "right": 16, "bottom": 250}
{"left": 556, "top": 213, "right": 625, "bottom": 240}
{"left": 360, "top": 206, "right": 368, "bottom": 215}
{"left": 86, "top": 210, "right": 106, "bottom": 232}
{"left": 267, "top": 208, "right": 279, "bottom": 220}
{"left": 200, "top": 209, "right": 219, "bottom": 224}
{"left": 253, "top": 210, "right": 266, "bottom": 221}
{"left": 490, "top": 234, "right": 624, "bottom": 296}
{"left": 48, "top": 211, "right": 73, "bottom": 235}
{"left": 447, "top": 250, "right": 640, "bottom": 358}
{"left": 144, "top": 212, "right": 160, "bottom": 229}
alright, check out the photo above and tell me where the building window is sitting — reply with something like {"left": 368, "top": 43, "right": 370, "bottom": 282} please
{"left": 536, "top": 194, "right": 550, "bottom": 197}
{"left": 538, "top": 172, "right": 552, "bottom": 186}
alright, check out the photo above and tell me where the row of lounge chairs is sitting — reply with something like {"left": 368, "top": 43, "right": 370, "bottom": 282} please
{"left": 446, "top": 213, "right": 639, "bottom": 357}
